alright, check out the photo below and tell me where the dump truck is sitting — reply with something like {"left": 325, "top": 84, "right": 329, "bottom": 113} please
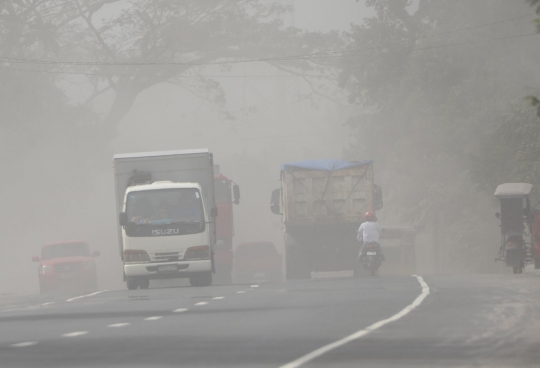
{"left": 270, "top": 159, "right": 383, "bottom": 279}
{"left": 113, "top": 149, "right": 217, "bottom": 289}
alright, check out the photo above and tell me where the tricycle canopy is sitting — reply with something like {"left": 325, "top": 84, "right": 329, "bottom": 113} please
{"left": 494, "top": 183, "right": 533, "bottom": 198}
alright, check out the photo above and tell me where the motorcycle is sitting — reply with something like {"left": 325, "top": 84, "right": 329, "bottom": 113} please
{"left": 362, "top": 242, "right": 382, "bottom": 277}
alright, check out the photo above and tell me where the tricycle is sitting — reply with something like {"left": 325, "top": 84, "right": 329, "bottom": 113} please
{"left": 494, "top": 183, "right": 534, "bottom": 274}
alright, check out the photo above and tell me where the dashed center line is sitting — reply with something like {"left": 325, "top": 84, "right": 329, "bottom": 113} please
{"left": 144, "top": 316, "right": 163, "bottom": 321}
{"left": 62, "top": 331, "right": 88, "bottom": 337}
{"left": 237, "top": 291, "right": 246, "bottom": 294}
{"left": 212, "top": 297, "right": 225, "bottom": 300}
{"left": 41, "top": 302, "right": 55, "bottom": 306}
{"left": 195, "top": 302, "right": 208, "bottom": 306}
{"left": 66, "top": 290, "right": 107, "bottom": 302}
{"left": 251, "top": 285, "right": 259, "bottom": 288}
{"left": 10, "top": 342, "right": 38, "bottom": 348}
{"left": 108, "top": 323, "right": 130, "bottom": 328}
{"left": 173, "top": 308, "right": 188, "bottom": 313}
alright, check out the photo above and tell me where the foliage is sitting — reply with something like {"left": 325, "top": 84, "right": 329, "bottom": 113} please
{"left": 340, "top": 0, "right": 539, "bottom": 271}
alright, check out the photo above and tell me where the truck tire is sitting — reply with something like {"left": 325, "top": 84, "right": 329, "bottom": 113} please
{"left": 139, "top": 278, "right": 150, "bottom": 289}
{"left": 190, "top": 272, "right": 213, "bottom": 287}
{"left": 126, "top": 277, "right": 138, "bottom": 290}
{"left": 285, "top": 246, "right": 310, "bottom": 280}
{"left": 536, "top": 259, "right": 540, "bottom": 269}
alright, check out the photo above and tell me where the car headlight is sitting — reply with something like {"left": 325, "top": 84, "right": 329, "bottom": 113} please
{"left": 123, "top": 250, "right": 151, "bottom": 263}
{"left": 184, "top": 246, "right": 210, "bottom": 261}
{"left": 40, "top": 265, "right": 52, "bottom": 275}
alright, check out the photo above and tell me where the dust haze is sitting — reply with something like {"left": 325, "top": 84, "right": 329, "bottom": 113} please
{"left": 1, "top": 0, "right": 539, "bottom": 295}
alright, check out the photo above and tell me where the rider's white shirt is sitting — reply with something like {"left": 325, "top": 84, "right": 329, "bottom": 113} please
{"left": 357, "top": 221, "right": 381, "bottom": 243}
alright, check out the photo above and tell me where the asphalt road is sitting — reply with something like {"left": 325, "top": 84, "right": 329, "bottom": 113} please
{"left": 1, "top": 272, "right": 540, "bottom": 368}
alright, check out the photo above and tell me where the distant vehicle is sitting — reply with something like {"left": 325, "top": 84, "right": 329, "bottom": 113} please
{"left": 270, "top": 159, "right": 383, "bottom": 280}
{"left": 233, "top": 242, "right": 282, "bottom": 284}
{"left": 33, "top": 241, "right": 100, "bottom": 294}
{"left": 377, "top": 226, "right": 416, "bottom": 276}
{"left": 214, "top": 165, "right": 240, "bottom": 284}
{"left": 114, "top": 149, "right": 217, "bottom": 289}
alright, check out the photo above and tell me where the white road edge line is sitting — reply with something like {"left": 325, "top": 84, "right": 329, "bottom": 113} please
{"left": 41, "top": 302, "right": 55, "bottom": 306}
{"left": 62, "top": 331, "right": 88, "bottom": 337}
{"left": 108, "top": 323, "right": 130, "bottom": 328}
{"left": 66, "top": 290, "right": 108, "bottom": 302}
{"left": 173, "top": 308, "right": 188, "bottom": 313}
{"left": 194, "top": 302, "right": 208, "bottom": 306}
{"left": 279, "top": 275, "right": 430, "bottom": 368}
{"left": 237, "top": 291, "right": 246, "bottom": 294}
{"left": 10, "top": 342, "right": 38, "bottom": 348}
{"left": 144, "top": 316, "right": 162, "bottom": 321}
{"left": 251, "top": 285, "right": 259, "bottom": 288}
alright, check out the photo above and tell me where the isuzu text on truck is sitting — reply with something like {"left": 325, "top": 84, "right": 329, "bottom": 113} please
{"left": 114, "top": 149, "right": 217, "bottom": 289}
{"left": 270, "top": 159, "right": 383, "bottom": 279}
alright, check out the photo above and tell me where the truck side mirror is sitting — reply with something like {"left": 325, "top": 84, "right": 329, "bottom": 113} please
{"left": 119, "top": 212, "right": 128, "bottom": 226}
{"left": 211, "top": 207, "right": 218, "bottom": 217}
{"left": 32, "top": 256, "right": 40, "bottom": 262}
{"left": 374, "top": 184, "right": 383, "bottom": 211}
{"left": 233, "top": 184, "right": 240, "bottom": 205}
{"left": 495, "top": 212, "right": 501, "bottom": 219}
{"left": 271, "top": 189, "right": 281, "bottom": 215}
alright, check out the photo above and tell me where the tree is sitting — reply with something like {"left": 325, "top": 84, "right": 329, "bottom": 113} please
{"left": 5, "top": 0, "right": 341, "bottom": 128}
{"left": 340, "top": 0, "right": 539, "bottom": 271}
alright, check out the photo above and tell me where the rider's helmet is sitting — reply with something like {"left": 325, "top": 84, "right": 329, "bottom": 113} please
{"left": 365, "top": 211, "right": 376, "bottom": 221}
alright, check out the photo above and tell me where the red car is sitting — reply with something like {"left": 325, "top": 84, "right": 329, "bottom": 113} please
{"left": 33, "top": 241, "right": 100, "bottom": 294}
{"left": 233, "top": 242, "right": 283, "bottom": 284}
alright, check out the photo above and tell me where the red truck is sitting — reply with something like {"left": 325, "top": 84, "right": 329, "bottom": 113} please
{"left": 213, "top": 166, "right": 240, "bottom": 283}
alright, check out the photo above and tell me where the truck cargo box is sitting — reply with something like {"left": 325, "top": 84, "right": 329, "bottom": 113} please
{"left": 281, "top": 159, "right": 375, "bottom": 227}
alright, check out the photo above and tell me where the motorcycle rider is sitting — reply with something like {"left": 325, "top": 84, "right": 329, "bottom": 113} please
{"left": 357, "top": 211, "right": 384, "bottom": 261}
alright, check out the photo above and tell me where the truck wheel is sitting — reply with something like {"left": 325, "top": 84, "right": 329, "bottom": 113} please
{"left": 126, "top": 277, "right": 138, "bottom": 290}
{"left": 139, "top": 278, "right": 150, "bottom": 289}
{"left": 536, "top": 259, "right": 540, "bottom": 269}
{"left": 190, "top": 272, "right": 212, "bottom": 287}
{"left": 285, "top": 248, "right": 310, "bottom": 280}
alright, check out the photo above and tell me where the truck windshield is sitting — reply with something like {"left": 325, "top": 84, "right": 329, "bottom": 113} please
{"left": 42, "top": 243, "right": 90, "bottom": 260}
{"left": 125, "top": 188, "right": 205, "bottom": 237}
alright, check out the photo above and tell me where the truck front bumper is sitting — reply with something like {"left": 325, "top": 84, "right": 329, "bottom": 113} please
{"left": 124, "top": 260, "right": 211, "bottom": 279}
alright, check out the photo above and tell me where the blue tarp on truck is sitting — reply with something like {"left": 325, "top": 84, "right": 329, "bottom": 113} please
{"left": 281, "top": 159, "right": 373, "bottom": 172}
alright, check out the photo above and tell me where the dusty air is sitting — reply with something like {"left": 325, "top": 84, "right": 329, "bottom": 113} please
{"left": 1, "top": 1, "right": 540, "bottom": 367}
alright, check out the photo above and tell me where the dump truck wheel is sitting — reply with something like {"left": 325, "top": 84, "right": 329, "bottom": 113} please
{"left": 285, "top": 247, "right": 310, "bottom": 280}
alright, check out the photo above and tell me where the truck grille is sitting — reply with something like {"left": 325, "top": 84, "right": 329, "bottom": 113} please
{"left": 152, "top": 251, "right": 182, "bottom": 262}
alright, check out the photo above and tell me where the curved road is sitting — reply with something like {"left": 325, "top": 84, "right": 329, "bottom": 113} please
{"left": 1, "top": 273, "right": 539, "bottom": 367}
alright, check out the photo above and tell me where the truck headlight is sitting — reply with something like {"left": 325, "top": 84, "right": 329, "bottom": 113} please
{"left": 40, "top": 265, "right": 52, "bottom": 275}
{"left": 184, "top": 246, "right": 210, "bottom": 261}
{"left": 123, "top": 250, "right": 151, "bottom": 263}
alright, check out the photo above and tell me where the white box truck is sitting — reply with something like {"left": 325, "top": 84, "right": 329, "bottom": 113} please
{"left": 113, "top": 149, "right": 217, "bottom": 289}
